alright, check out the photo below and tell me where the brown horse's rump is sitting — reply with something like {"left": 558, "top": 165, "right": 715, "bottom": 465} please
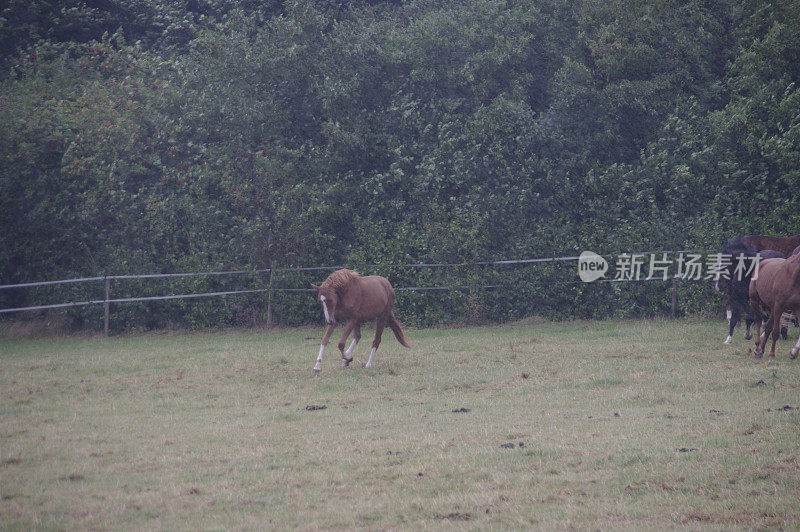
{"left": 749, "top": 255, "right": 800, "bottom": 359}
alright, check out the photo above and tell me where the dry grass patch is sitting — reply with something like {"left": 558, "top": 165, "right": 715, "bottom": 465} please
{"left": 1, "top": 319, "right": 799, "bottom": 529}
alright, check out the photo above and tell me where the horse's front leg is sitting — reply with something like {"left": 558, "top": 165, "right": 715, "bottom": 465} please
{"left": 343, "top": 324, "right": 361, "bottom": 364}
{"left": 313, "top": 323, "right": 336, "bottom": 373}
{"left": 750, "top": 296, "right": 764, "bottom": 356}
{"left": 725, "top": 306, "right": 740, "bottom": 344}
{"left": 338, "top": 320, "right": 357, "bottom": 366}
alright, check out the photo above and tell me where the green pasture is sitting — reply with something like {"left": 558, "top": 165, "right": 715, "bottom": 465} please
{"left": 1, "top": 318, "right": 799, "bottom": 529}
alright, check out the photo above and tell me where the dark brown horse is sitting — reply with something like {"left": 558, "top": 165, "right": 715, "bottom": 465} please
{"left": 716, "top": 233, "right": 800, "bottom": 292}
{"left": 749, "top": 255, "right": 800, "bottom": 359}
{"left": 310, "top": 269, "right": 410, "bottom": 373}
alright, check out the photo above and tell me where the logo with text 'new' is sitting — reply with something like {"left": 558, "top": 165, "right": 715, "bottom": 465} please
{"left": 578, "top": 251, "right": 608, "bottom": 282}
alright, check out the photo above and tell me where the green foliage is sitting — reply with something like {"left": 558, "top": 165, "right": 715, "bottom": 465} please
{"left": 1, "top": 0, "right": 799, "bottom": 330}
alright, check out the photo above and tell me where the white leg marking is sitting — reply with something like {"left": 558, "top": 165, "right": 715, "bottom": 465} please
{"left": 724, "top": 335, "right": 732, "bottom": 344}
{"left": 320, "top": 295, "right": 331, "bottom": 324}
{"left": 726, "top": 310, "right": 732, "bottom": 321}
{"left": 313, "top": 344, "right": 325, "bottom": 373}
{"left": 365, "top": 347, "right": 377, "bottom": 368}
{"left": 791, "top": 335, "right": 800, "bottom": 359}
{"left": 344, "top": 338, "right": 357, "bottom": 359}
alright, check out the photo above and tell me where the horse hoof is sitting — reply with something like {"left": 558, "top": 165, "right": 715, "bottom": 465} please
{"left": 313, "top": 367, "right": 321, "bottom": 374}
{"left": 745, "top": 332, "right": 753, "bottom": 340}
{"left": 723, "top": 336, "right": 732, "bottom": 345}
{"left": 790, "top": 348, "right": 799, "bottom": 359}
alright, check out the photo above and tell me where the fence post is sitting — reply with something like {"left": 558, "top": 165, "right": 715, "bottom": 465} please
{"left": 671, "top": 277, "right": 678, "bottom": 319}
{"left": 104, "top": 276, "right": 110, "bottom": 336}
{"left": 266, "top": 262, "right": 275, "bottom": 328}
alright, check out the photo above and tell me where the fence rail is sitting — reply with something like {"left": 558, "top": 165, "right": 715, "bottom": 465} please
{"left": 0, "top": 256, "right": 590, "bottom": 291}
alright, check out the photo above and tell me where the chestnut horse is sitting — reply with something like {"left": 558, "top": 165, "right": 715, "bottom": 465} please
{"left": 749, "top": 254, "right": 800, "bottom": 359}
{"left": 743, "top": 233, "right": 800, "bottom": 256}
{"left": 310, "top": 269, "right": 410, "bottom": 373}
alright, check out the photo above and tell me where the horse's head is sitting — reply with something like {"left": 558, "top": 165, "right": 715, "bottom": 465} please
{"left": 310, "top": 283, "right": 337, "bottom": 325}
{"left": 716, "top": 236, "right": 758, "bottom": 292}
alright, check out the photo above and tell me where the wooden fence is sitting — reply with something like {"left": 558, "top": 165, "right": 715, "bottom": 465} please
{"left": 0, "top": 253, "right": 705, "bottom": 334}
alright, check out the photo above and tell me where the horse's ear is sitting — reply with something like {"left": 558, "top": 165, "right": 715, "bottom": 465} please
{"left": 310, "top": 283, "right": 321, "bottom": 291}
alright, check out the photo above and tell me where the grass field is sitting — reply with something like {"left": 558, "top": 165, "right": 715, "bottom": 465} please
{"left": 1, "top": 318, "right": 799, "bottom": 529}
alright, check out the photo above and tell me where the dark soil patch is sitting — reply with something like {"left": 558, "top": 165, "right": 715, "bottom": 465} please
{"left": 435, "top": 512, "right": 471, "bottom": 521}
{"left": 305, "top": 405, "right": 327, "bottom": 411}
{"left": 765, "top": 405, "right": 795, "bottom": 412}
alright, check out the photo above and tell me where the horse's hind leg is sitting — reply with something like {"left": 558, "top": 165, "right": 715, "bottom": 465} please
{"left": 366, "top": 315, "right": 386, "bottom": 368}
{"left": 791, "top": 317, "right": 800, "bottom": 359}
{"left": 744, "top": 305, "right": 754, "bottom": 340}
{"left": 767, "top": 302, "right": 787, "bottom": 358}
{"left": 757, "top": 311, "right": 777, "bottom": 359}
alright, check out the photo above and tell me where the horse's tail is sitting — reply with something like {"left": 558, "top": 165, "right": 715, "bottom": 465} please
{"left": 388, "top": 312, "right": 412, "bottom": 348}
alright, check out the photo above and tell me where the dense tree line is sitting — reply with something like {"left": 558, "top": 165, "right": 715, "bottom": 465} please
{"left": 1, "top": 0, "right": 799, "bottom": 331}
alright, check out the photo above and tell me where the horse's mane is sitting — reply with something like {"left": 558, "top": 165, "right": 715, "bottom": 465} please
{"left": 321, "top": 269, "right": 361, "bottom": 296}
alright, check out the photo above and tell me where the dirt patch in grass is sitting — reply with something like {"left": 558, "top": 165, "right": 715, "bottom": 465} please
{"left": 435, "top": 512, "right": 471, "bottom": 521}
